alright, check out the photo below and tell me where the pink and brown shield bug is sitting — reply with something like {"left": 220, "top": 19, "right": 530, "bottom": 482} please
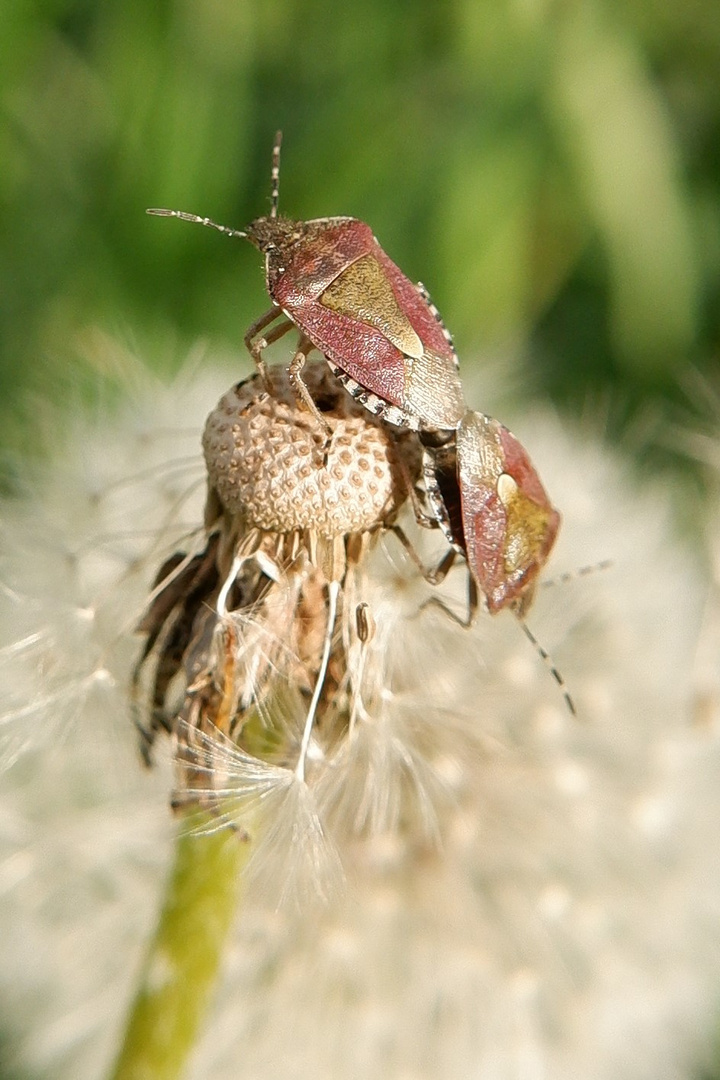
{"left": 417, "top": 411, "right": 573, "bottom": 712}
{"left": 420, "top": 411, "right": 561, "bottom": 618}
{"left": 147, "top": 132, "right": 466, "bottom": 434}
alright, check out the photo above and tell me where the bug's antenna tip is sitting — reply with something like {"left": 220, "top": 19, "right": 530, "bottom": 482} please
{"left": 517, "top": 617, "right": 576, "bottom": 720}
{"left": 270, "top": 132, "right": 283, "bottom": 219}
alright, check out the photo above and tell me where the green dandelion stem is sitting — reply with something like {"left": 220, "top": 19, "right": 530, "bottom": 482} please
{"left": 109, "top": 822, "right": 250, "bottom": 1080}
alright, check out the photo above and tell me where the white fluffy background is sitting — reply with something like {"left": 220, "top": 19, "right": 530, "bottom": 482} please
{"left": 0, "top": 347, "right": 718, "bottom": 1080}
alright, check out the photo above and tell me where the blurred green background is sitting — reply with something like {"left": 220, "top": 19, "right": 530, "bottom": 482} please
{"left": 1, "top": 0, "right": 719, "bottom": 472}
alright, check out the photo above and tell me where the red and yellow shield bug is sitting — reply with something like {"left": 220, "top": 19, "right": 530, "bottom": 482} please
{"left": 147, "top": 133, "right": 466, "bottom": 434}
{"left": 419, "top": 412, "right": 572, "bottom": 712}
{"left": 421, "top": 411, "right": 560, "bottom": 618}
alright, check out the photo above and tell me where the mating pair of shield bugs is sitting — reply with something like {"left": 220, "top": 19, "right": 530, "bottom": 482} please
{"left": 147, "top": 134, "right": 562, "bottom": 671}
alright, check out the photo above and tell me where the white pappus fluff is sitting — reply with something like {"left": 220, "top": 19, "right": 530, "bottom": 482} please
{"left": 0, "top": 343, "right": 719, "bottom": 1080}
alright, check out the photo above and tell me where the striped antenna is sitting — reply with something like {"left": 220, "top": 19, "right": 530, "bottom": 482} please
{"left": 146, "top": 132, "right": 284, "bottom": 233}
{"left": 517, "top": 617, "right": 576, "bottom": 717}
{"left": 145, "top": 207, "right": 247, "bottom": 239}
{"left": 540, "top": 559, "right": 613, "bottom": 592}
{"left": 522, "top": 559, "right": 612, "bottom": 715}
{"left": 270, "top": 130, "right": 282, "bottom": 218}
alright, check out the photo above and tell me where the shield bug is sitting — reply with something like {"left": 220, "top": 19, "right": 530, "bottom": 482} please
{"left": 417, "top": 412, "right": 572, "bottom": 712}
{"left": 147, "top": 132, "right": 466, "bottom": 434}
{"left": 421, "top": 410, "right": 560, "bottom": 618}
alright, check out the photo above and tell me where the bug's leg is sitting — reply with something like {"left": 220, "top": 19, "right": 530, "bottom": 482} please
{"left": 288, "top": 336, "right": 333, "bottom": 435}
{"left": 420, "top": 572, "right": 479, "bottom": 629}
{"left": 390, "top": 524, "right": 479, "bottom": 626}
{"left": 390, "top": 449, "right": 439, "bottom": 531}
{"left": 409, "top": 482, "right": 441, "bottom": 531}
{"left": 244, "top": 308, "right": 293, "bottom": 389}
{"left": 390, "top": 524, "right": 457, "bottom": 584}
{"left": 243, "top": 307, "right": 284, "bottom": 354}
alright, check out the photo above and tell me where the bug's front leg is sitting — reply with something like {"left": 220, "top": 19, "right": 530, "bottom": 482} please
{"left": 288, "top": 336, "right": 333, "bottom": 435}
{"left": 244, "top": 308, "right": 294, "bottom": 390}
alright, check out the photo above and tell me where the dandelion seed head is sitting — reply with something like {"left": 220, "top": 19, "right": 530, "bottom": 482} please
{"left": 203, "top": 364, "right": 414, "bottom": 537}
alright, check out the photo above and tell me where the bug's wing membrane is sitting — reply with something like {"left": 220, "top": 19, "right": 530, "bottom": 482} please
{"left": 405, "top": 348, "right": 466, "bottom": 429}
{"left": 457, "top": 412, "right": 560, "bottom": 614}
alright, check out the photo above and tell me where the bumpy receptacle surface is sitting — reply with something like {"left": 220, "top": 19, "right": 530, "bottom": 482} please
{"left": 203, "top": 363, "right": 411, "bottom": 537}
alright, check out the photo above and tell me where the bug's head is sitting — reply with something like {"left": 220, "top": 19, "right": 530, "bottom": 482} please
{"left": 242, "top": 131, "right": 315, "bottom": 284}
{"left": 243, "top": 214, "right": 305, "bottom": 254}
{"left": 243, "top": 214, "right": 312, "bottom": 292}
